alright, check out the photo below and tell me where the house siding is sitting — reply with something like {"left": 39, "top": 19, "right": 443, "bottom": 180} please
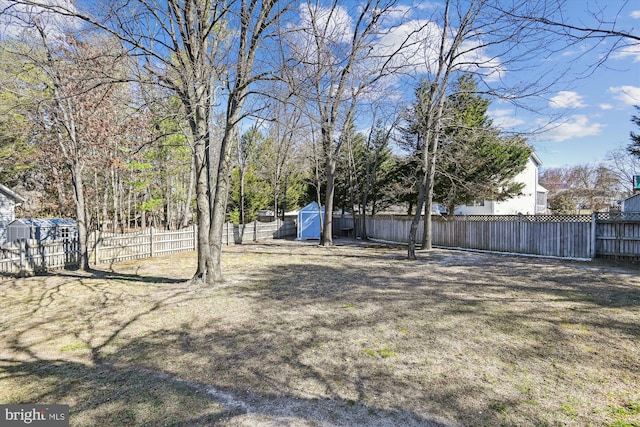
{"left": 0, "top": 192, "right": 16, "bottom": 244}
{"left": 454, "top": 155, "right": 545, "bottom": 216}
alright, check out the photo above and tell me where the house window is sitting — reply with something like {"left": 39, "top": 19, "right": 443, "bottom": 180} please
{"left": 536, "top": 191, "right": 547, "bottom": 206}
{"left": 466, "top": 200, "right": 485, "bottom": 207}
{"left": 60, "top": 227, "right": 70, "bottom": 239}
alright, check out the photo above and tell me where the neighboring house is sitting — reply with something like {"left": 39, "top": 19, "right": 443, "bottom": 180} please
{"left": 622, "top": 193, "right": 640, "bottom": 212}
{"left": 0, "top": 184, "right": 27, "bottom": 244}
{"left": 454, "top": 152, "right": 548, "bottom": 216}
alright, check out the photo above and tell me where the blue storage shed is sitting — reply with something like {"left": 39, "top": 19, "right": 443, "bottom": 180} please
{"left": 297, "top": 202, "right": 324, "bottom": 240}
{"left": 7, "top": 218, "right": 78, "bottom": 242}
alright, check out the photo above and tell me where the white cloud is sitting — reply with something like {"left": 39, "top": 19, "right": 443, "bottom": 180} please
{"left": 374, "top": 17, "right": 504, "bottom": 81}
{"left": 631, "top": 10, "right": 640, "bottom": 19}
{"left": 0, "top": 0, "right": 83, "bottom": 39}
{"left": 374, "top": 18, "right": 442, "bottom": 74}
{"left": 599, "top": 103, "right": 613, "bottom": 110}
{"left": 612, "top": 43, "right": 640, "bottom": 62}
{"left": 382, "top": 4, "right": 413, "bottom": 23}
{"left": 542, "top": 115, "right": 604, "bottom": 142}
{"left": 489, "top": 108, "right": 526, "bottom": 129}
{"left": 609, "top": 86, "right": 640, "bottom": 105}
{"left": 548, "top": 91, "right": 586, "bottom": 109}
{"left": 296, "top": 3, "right": 353, "bottom": 44}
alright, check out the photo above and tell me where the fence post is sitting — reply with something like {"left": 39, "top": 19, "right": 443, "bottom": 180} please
{"left": 591, "top": 212, "right": 597, "bottom": 259}
{"left": 150, "top": 227, "right": 155, "bottom": 257}
{"left": 94, "top": 232, "right": 99, "bottom": 266}
{"left": 254, "top": 220, "right": 257, "bottom": 242}
{"left": 19, "top": 238, "right": 26, "bottom": 277}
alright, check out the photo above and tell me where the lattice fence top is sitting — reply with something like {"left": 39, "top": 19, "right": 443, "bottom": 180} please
{"left": 363, "top": 213, "right": 640, "bottom": 223}
{"left": 432, "top": 214, "right": 593, "bottom": 223}
{"left": 596, "top": 212, "right": 640, "bottom": 221}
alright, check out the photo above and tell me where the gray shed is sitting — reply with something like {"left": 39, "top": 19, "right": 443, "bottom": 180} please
{"left": 622, "top": 193, "right": 640, "bottom": 213}
{"left": 7, "top": 218, "right": 78, "bottom": 242}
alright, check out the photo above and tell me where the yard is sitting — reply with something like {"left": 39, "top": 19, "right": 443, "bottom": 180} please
{"left": 0, "top": 239, "right": 639, "bottom": 426}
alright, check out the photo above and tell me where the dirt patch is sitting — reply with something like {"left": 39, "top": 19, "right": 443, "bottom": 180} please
{"left": 1, "top": 238, "right": 639, "bottom": 426}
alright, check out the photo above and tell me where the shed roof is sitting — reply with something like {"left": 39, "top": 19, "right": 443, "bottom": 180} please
{"left": 622, "top": 193, "right": 640, "bottom": 212}
{"left": 0, "top": 184, "right": 27, "bottom": 203}
{"left": 299, "top": 201, "right": 323, "bottom": 212}
{"left": 623, "top": 193, "right": 640, "bottom": 203}
{"left": 10, "top": 218, "right": 77, "bottom": 228}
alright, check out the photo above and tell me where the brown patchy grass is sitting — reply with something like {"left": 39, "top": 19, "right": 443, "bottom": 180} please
{"left": 1, "top": 239, "right": 639, "bottom": 426}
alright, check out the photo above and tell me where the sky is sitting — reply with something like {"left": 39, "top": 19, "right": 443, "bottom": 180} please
{"left": 396, "top": 0, "right": 640, "bottom": 169}
{"left": 288, "top": 0, "right": 640, "bottom": 170}
{"left": 1, "top": 0, "right": 638, "bottom": 170}
{"left": 502, "top": 1, "right": 640, "bottom": 169}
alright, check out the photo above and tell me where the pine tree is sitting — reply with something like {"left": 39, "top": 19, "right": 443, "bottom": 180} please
{"left": 435, "top": 74, "right": 532, "bottom": 214}
{"left": 628, "top": 106, "right": 640, "bottom": 159}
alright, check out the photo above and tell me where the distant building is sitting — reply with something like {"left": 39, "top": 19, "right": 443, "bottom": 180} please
{"left": 454, "top": 153, "right": 548, "bottom": 216}
{"left": 0, "top": 184, "right": 27, "bottom": 244}
{"left": 7, "top": 218, "right": 78, "bottom": 242}
{"left": 622, "top": 193, "right": 640, "bottom": 213}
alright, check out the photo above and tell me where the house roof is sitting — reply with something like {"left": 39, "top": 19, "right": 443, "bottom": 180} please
{"left": 9, "top": 218, "right": 77, "bottom": 228}
{"left": 0, "top": 184, "right": 27, "bottom": 203}
{"left": 530, "top": 151, "right": 542, "bottom": 167}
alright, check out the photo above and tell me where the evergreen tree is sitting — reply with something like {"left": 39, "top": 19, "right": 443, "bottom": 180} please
{"left": 435, "top": 75, "right": 531, "bottom": 214}
{"left": 628, "top": 105, "right": 640, "bottom": 159}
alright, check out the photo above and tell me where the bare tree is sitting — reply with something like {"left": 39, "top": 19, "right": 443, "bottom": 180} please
{"left": 606, "top": 146, "right": 640, "bottom": 195}
{"left": 0, "top": 10, "right": 139, "bottom": 270}
{"left": 402, "top": 0, "right": 599, "bottom": 259}
{"left": 284, "top": 0, "right": 410, "bottom": 246}
{"left": 3, "top": 0, "right": 288, "bottom": 283}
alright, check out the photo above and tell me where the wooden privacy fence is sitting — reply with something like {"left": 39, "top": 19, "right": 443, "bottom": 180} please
{"left": 595, "top": 212, "right": 640, "bottom": 258}
{"left": 0, "top": 220, "right": 296, "bottom": 275}
{"left": 334, "top": 213, "right": 640, "bottom": 260}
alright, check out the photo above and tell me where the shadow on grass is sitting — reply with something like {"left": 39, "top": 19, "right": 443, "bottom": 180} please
{"left": 0, "top": 354, "right": 448, "bottom": 426}
{"left": 0, "top": 262, "right": 448, "bottom": 426}
{"left": 2, "top": 242, "right": 639, "bottom": 426}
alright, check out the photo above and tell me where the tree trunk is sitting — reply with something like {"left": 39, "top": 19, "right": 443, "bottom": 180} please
{"left": 209, "top": 129, "right": 236, "bottom": 283}
{"left": 192, "top": 135, "right": 214, "bottom": 283}
{"left": 70, "top": 159, "right": 89, "bottom": 270}
{"left": 321, "top": 157, "right": 337, "bottom": 246}
{"left": 408, "top": 167, "right": 427, "bottom": 260}
{"left": 181, "top": 157, "right": 195, "bottom": 228}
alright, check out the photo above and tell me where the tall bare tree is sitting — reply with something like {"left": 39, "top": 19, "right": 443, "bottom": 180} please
{"left": 3, "top": 0, "right": 287, "bottom": 283}
{"left": 284, "top": 0, "right": 409, "bottom": 246}
{"left": 403, "top": 0, "right": 594, "bottom": 258}
{"left": 1, "top": 11, "right": 139, "bottom": 270}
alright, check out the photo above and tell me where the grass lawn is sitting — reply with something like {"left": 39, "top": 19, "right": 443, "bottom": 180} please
{"left": 1, "top": 239, "right": 639, "bottom": 426}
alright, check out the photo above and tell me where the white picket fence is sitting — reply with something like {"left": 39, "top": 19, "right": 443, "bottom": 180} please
{"left": 0, "top": 239, "right": 79, "bottom": 276}
{"left": 0, "top": 220, "right": 296, "bottom": 276}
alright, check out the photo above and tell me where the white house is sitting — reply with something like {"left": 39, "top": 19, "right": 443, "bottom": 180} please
{"left": 454, "top": 152, "right": 548, "bottom": 216}
{"left": 0, "top": 184, "right": 27, "bottom": 244}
